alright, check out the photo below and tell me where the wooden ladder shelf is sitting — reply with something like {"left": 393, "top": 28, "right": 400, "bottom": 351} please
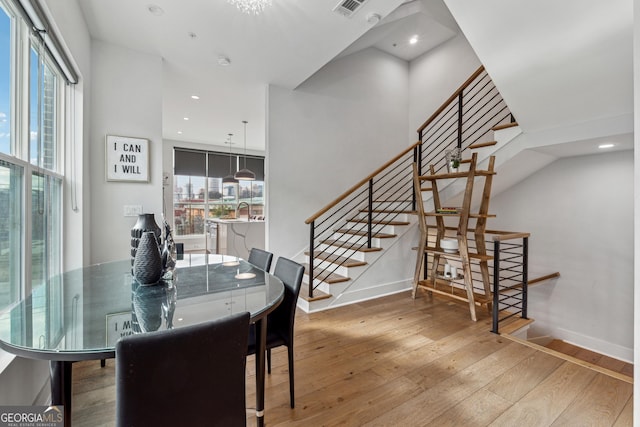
{"left": 412, "top": 152, "right": 496, "bottom": 321}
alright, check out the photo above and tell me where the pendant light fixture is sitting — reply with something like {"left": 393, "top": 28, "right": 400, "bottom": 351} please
{"left": 234, "top": 120, "right": 256, "bottom": 181}
{"left": 222, "top": 133, "right": 238, "bottom": 183}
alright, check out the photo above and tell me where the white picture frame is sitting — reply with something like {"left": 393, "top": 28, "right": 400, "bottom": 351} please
{"left": 105, "top": 135, "right": 150, "bottom": 182}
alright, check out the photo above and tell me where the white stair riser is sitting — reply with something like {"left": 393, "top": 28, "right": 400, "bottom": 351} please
{"left": 316, "top": 244, "right": 367, "bottom": 261}
{"left": 304, "top": 257, "right": 350, "bottom": 276}
{"left": 330, "top": 233, "right": 384, "bottom": 247}
{"left": 371, "top": 201, "right": 412, "bottom": 211}
{"left": 345, "top": 222, "right": 398, "bottom": 234}
{"left": 355, "top": 212, "right": 410, "bottom": 222}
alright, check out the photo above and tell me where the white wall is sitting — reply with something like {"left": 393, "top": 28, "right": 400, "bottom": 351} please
{"left": 267, "top": 47, "right": 409, "bottom": 259}
{"left": 408, "top": 34, "right": 481, "bottom": 141}
{"left": 44, "top": 0, "right": 92, "bottom": 270}
{"left": 489, "top": 150, "right": 633, "bottom": 361}
{"left": 633, "top": 0, "right": 639, "bottom": 415}
{"left": 89, "top": 41, "right": 163, "bottom": 264}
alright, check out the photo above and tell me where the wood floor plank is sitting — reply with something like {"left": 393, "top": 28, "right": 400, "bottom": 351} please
{"left": 428, "top": 388, "right": 512, "bottom": 426}
{"left": 551, "top": 373, "right": 633, "bottom": 426}
{"left": 613, "top": 395, "right": 633, "bottom": 427}
{"left": 488, "top": 362, "right": 599, "bottom": 427}
{"left": 71, "top": 292, "right": 633, "bottom": 427}
{"left": 486, "top": 350, "right": 565, "bottom": 403}
{"left": 363, "top": 342, "right": 536, "bottom": 426}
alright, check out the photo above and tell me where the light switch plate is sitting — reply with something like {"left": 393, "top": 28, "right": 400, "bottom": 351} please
{"left": 124, "top": 205, "right": 143, "bottom": 217}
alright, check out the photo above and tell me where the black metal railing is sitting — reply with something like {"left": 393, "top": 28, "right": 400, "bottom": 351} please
{"left": 305, "top": 66, "right": 513, "bottom": 299}
{"left": 490, "top": 234, "right": 529, "bottom": 333}
{"left": 305, "top": 145, "right": 419, "bottom": 298}
{"left": 417, "top": 66, "right": 512, "bottom": 175}
{"left": 421, "top": 228, "right": 530, "bottom": 332}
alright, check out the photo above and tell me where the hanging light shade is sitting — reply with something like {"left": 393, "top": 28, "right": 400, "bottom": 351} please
{"left": 234, "top": 120, "right": 256, "bottom": 181}
{"left": 222, "top": 133, "right": 238, "bottom": 183}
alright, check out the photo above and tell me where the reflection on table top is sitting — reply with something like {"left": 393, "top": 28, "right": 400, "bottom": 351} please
{"left": 0, "top": 254, "right": 284, "bottom": 360}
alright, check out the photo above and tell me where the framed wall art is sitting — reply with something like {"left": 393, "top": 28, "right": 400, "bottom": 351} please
{"left": 106, "top": 135, "right": 149, "bottom": 182}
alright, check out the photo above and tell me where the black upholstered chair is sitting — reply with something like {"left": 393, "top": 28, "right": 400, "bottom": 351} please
{"left": 115, "top": 312, "right": 250, "bottom": 427}
{"left": 247, "top": 257, "right": 304, "bottom": 408}
{"left": 247, "top": 248, "right": 273, "bottom": 272}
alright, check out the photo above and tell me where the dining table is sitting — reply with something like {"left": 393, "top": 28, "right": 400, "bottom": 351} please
{"left": 0, "top": 253, "right": 284, "bottom": 427}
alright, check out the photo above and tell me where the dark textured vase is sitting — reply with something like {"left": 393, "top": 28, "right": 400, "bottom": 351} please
{"left": 131, "top": 213, "right": 162, "bottom": 267}
{"left": 133, "top": 232, "right": 163, "bottom": 285}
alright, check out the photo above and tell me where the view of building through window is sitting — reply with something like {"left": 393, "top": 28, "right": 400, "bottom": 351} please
{"left": 173, "top": 175, "right": 265, "bottom": 236}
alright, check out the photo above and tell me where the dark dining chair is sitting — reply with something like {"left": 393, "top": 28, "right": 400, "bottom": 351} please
{"left": 115, "top": 312, "right": 250, "bottom": 427}
{"left": 248, "top": 247, "right": 273, "bottom": 272}
{"left": 247, "top": 257, "right": 304, "bottom": 408}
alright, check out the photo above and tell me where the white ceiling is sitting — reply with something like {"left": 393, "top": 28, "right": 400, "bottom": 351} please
{"left": 444, "top": 0, "right": 633, "bottom": 137}
{"left": 77, "top": 0, "right": 457, "bottom": 151}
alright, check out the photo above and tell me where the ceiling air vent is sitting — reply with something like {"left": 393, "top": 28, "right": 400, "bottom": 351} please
{"left": 333, "top": 0, "right": 369, "bottom": 18}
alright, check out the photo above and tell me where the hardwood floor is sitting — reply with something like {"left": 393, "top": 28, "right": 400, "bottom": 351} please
{"left": 71, "top": 291, "right": 633, "bottom": 426}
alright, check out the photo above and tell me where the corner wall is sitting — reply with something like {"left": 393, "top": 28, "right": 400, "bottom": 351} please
{"left": 490, "top": 150, "right": 633, "bottom": 361}
{"left": 408, "top": 34, "right": 481, "bottom": 141}
{"left": 89, "top": 41, "right": 163, "bottom": 264}
{"left": 267, "top": 48, "right": 410, "bottom": 259}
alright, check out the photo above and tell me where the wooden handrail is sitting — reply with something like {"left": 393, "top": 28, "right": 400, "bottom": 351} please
{"left": 417, "top": 65, "right": 485, "bottom": 134}
{"left": 492, "top": 232, "right": 531, "bottom": 241}
{"left": 305, "top": 141, "right": 421, "bottom": 224}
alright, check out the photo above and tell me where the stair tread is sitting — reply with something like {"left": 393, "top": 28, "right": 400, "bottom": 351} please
{"left": 359, "top": 209, "right": 416, "bottom": 214}
{"left": 334, "top": 229, "right": 397, "bottom": 238}
{"left": 498, "top": 316, "right": 534, "bottom": 335}
{"left": 492, "top": 122, "right": 518, "bottom": 131}
{"left": 303, "top": 264, "right": 350, "bottom": 284}
{"left": 299, "top": 284, "right": 332, "bottom": 302}
{"left": 305, "top": 251, "right": 368, "bottom": 267}
{"left": 321, "top": 239, "right": 383, "bottom": 252}
{"left": 347, "top": 218, "right": 410, "bottom": 226}
{"left": 468, "top": 140, "right": 497, "bottom": 149}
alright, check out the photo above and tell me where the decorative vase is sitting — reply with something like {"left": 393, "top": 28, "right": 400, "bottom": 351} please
{"left": 131, "top": 213, "right": 162, "bottom": 267}
{"left": 446, "top": 147, "right": 462, "bottom": 173}
{"left": 133, "top": 232, "right": 163, "bottom": 285}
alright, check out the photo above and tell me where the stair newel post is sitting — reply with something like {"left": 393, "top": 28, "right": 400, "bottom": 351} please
{"left": 367, "top": 179, "right": 374, "bottom": 249}
{"left": 522, "top": 236, "right": 529, "bottom": 320}
{"left": 492, "top": 239, "right": 500, "bottom": 333}
{"left": 308, "top": 222, "right": 315, "bottom": 299}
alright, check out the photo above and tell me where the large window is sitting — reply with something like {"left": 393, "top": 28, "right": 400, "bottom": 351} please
{"left": 173, "top": 148, "right": 265, "bottom": 236}
{"left": 0, "top": 0, "right": 66, "bottom": 341}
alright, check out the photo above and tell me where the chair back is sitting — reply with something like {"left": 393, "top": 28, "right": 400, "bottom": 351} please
{"left": 269, "top": 257, "right": 305, "bottom": 345}
{"left": 115, "top": 312, "right": 250, "bottom": 427}
{"left": 248, "top": 248, "right": 274, "bottom": 272}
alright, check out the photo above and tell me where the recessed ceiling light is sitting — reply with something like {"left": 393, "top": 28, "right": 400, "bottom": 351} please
{"left": 177, "top": 131, "right": 183, "bottom": 135}
{"left": 598, "top": 143, "right": 615, "bottom": 149}
{"left": 183, "top": 117, "right": 189, "bottom": 121}
{"left": 218, "top": 55, "right": 231, "bottom": 66}
{"left": 147, "top": 4, "right": 164, "bottom": 16}
{"left": 191, "top": 95, "right": 200, "bottom": 100}
{"left": 409, "top": 35, "right": 418, "bottom": 45}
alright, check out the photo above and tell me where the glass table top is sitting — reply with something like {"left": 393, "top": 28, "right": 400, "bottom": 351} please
{"left": 0, "top": 254, "right": 284, "bottom": 359}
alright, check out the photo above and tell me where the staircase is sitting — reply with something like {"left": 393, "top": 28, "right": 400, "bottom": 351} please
{"left": 300, "top": 66, "right": 525, "bottom": 313}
